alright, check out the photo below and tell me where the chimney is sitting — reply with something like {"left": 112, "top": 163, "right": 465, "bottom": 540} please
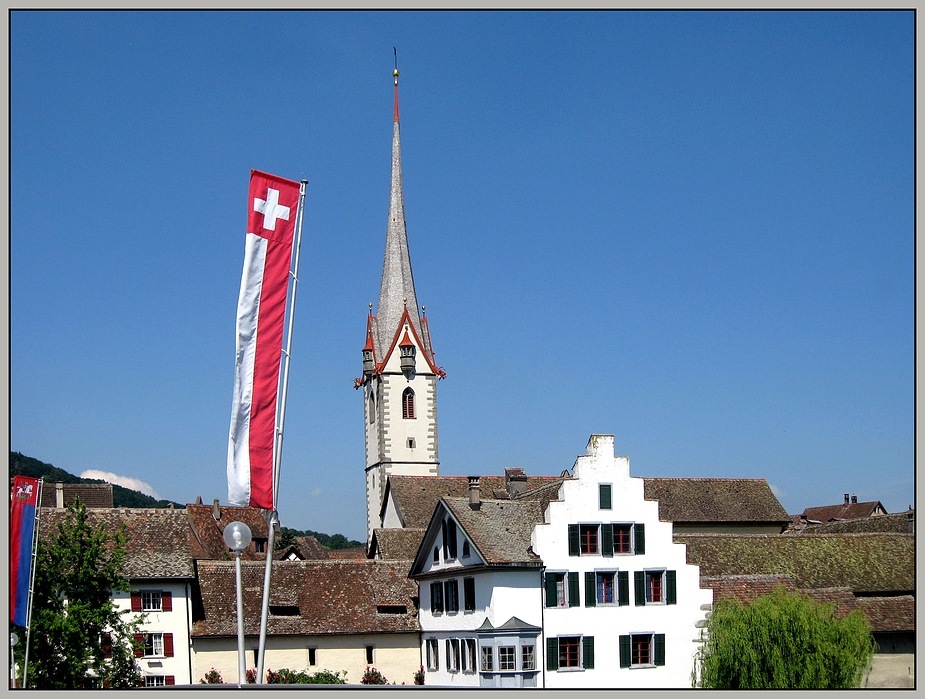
{"left": 213, "top": 499, "right": 221, "bottom": 521}
{"left": 56, "top": 482, "right": 65, "bottom": 508}
{"left": 844, "top": 493, "right": 850, "bottom": 505}
{"left": 195, "top": 496, "right": 203, "bottom": 505}
{"left": 468, "top": 476, "right": 481, "bottom": 510}
{"left": 851, "top": 495, "right": 858, "bottom": 504}
{"left": 505, "top": 468, "right": 527, "bottom": 498}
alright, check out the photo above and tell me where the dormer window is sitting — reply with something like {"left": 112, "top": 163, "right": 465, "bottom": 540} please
{"left": 402, "top": 388, "right": 415, "bottom": 419}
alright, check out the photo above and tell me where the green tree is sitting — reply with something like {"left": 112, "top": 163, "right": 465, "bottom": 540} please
{"left": 693, "top": 586, "right": 875, "bottom": 689}
{"left": 19, "top": 498, "right": 143, "bottom": 688}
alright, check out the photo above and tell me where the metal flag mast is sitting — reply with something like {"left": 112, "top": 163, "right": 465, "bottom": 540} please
{"left": 255, "top": 178, "right": 308, "bottom": 683}
{"left": 20, "top": 479, "right": 43, "bottom": 688}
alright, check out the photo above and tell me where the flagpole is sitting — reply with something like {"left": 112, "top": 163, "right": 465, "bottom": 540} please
{"left": 255, "top": 179, "right": 307, "bottom": 684}
{"left": 20, "top": 479, "right": 43, "bottom": 689}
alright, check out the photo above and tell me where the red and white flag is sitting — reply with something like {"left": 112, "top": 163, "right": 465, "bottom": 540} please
{"left": 228, "top": 170, "right": 300, "bottom": 509}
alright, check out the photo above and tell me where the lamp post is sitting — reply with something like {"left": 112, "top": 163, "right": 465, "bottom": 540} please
{"left": 10, "top": 632, "right": 18, "bottom": 688}
{"left": 222, "top": 521, "right": 252, "bottom": 685}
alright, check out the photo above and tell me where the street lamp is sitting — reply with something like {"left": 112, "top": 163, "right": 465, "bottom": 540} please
{"left": 222, "top": 521, "right": 252, "bottom": 685}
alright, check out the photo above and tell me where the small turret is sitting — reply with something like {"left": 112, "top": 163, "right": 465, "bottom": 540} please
{"left": 399, "top": 329, "right": 416, "bottom": 376}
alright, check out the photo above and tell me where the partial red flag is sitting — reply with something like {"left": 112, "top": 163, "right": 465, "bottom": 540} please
{"left": 227, "top": 170, "right": 300, "bottom": 509}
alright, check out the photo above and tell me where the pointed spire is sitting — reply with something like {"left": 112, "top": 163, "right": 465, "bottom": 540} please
{"left": 376, "top": 58, "right": 429, "bottom": 360}
{"left": 393, "top": 48, "right": 400, "bottom": 123}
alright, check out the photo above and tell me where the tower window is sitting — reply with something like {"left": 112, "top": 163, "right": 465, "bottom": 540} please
{"left": 402, "top": 388, "right": 416, "bottom": 419}
{"left": 368, "top": 392, "right": 375, "bottom": 424}
{"left": 407, "top": 438, "right": 416, "bottom": 449}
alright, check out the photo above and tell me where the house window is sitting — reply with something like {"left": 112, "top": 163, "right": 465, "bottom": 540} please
{"left": 558, "top": 636, "right": 580, "bottom": 668}
{"left": 446, "top": 639, "right": 460, "bottom": 672}
{"left": 463, "top": 639, "right": 476, "bottom": 672}
{"left": 613, "top": 525, "right": 632, "bottom": 553}
{"left": 141, "top": 591, "right": 162, "bottom": 612}
{"left": 499, "top": 646, "right": 516, "bottom": 671}
{"left": 545, "top": 571, "right": 578, "bottom": 607}
{"left": 426, "top": 638, "right": 439, "bottom": 671}
{"left": 368, "top": 393, "right": 375, "bottom": 424}
{"left": 143, "top": 633, "right": 163, "bottom": 657}
{"left": 447, "top": 519, "right": 458, "bottom": 559}
{"left": 522, "top": 645, "right": 535, "bottom": 671}
{"left": 144, "top": 676, "right": 165, "bottom": 687}
{"left": 599, "top": 484, "right": 612, "bottom": 510}
{"left": 308, "top": 648, "right": 316, "bottom": 666}
{"left": 619, "top": 634, "right": 665, "bottom": 668}
{"left": 254, "top": 538, "right": 267, "bottom": 553}
{"left": 646, "top": 571, "right": 663, "bottom": 603}
{"left": 462, "top": 540, "right": 470, "bottom": 558}
{"left": 433, "top": 547, "right": 439, "bottom": 562}
{"left": 407, "top": 437, "right": 416, "bottom": 449}
{"left": 430, "top": 582, "right": 444, "bottom": 614}
{"left": 480, "top": 645, "right": 493, "bottom": 672}
{"left": 597, "top": 572, "right": 615, "bottom": 604}
{"left": 366, "top": 645, "right": 374, "bottom": 665}
{"left": 402, "top": 388, "right": 415, "bottom": 419}
{"left": 445, "top": 579, "right": 459, "bottom": 614}
{"left": 463, "top": 577, "right": 475, "bottom": 612}
{"left": 580, "top": 525, "right": 598, "bottom": 554}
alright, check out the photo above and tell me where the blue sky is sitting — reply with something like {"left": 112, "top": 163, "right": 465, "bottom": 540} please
{"left": 11, "top": 11, "right": 914, "bottom": 542}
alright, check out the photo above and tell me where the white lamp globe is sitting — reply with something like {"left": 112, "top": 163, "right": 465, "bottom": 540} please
{"left": 222, "top": 521, "right": 252, "bottom": 552}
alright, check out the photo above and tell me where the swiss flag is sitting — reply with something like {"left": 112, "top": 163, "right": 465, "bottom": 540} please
{"left": 228, "top": 170, "right": 301, "bottom": 509}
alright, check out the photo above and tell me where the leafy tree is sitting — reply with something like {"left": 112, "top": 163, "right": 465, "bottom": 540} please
{"left": 693, "top": 586, "right": 875, "bottom": 689}
{"left": 19, "top": 498, "right": 143, "bottom": 688}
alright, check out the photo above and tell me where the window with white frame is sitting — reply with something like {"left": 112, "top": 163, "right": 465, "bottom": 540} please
{"left": 635, "top": 570, "right": 676, "bottom": 606}
{"left": 619, "top": 633, "right": 665, "bottom": 668}
{"left": 463, "top": 639, "right": 476, "bottom": 672}
{"left": 547, "top": 636, "right": 594, "bottom": 671}
{"left": 522, "top": 645, "right": 535, "bottom": 671}
{"left": 141, "top": 591, "right": 162, "bottom": 612}
{"left": 143, "top": 633, "right": 163, "bottom": 657}
{"left": 430, "top": 581, "right": 444, "bottom": 614}
{"left": 446, "top": 639, "right": 460, "bottom": 672}
{"left": 480, "top": 645, "right": 494, "bottom": 672}
{"left": 545, "top": 571, "right": 579, "bottom": 608}
{"left": 597, "top": 571, "right": 616, "bottom": 604}
{"left": 498, "top": 646, "right": 516, "bottom": 671}
{"left": 144, "top": 675, "right": 165, "bottom": 687}
{"left": 445, "top": 579, "right": 459, "bottom": 613}
{"left": 426, "top": 638, "right": 439, "bottom": 671}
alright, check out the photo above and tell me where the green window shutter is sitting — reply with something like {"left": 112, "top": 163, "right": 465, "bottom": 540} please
{"left": 619, "top": 635, "right": 631, "bottom": 668}
{"left": 633, "top": 523, "right": 645, "bottom": 555}
{"left": 545, "top": 573, "right": 558, "bottom": 608}
{"left": 599, "top": 484, "right": 612, "bottom": 510}
{"left": 634, "top": 570, "right": 645, "bottom": 606}
{"left": 601, "top": 523, "right": 613, "bottom": 558}
{"left": 654, "top": 634, "right": 665, "bottom": 666}
{"left": 568, "top": 524, "right": 580, "bottom": 556}
{"left": 547, "top": 638, "right": 559, "bottom": 671}
{"left": 666, "top": 570, "right": 677, "bottom": 605}
{"left": 584, "top": 571, "right": 596, "bottom": 607}
{"left": 618, "top": 571, "right": 630, "bottom": 606}
{"left": 582, "top": 636, "right": 594, "bottom": 669}
{"left": 568, "top": 572, "right": 580, "bottom": 607}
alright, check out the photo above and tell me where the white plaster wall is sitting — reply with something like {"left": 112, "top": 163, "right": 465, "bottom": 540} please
{"left": 192, "top": 632, "right": 421, "bottom": 685}
{"left": 533, "top": 435, "right": 712, "bottom": 689}
{"left": 113, "top": 580, "right": 193, "bottom": 685}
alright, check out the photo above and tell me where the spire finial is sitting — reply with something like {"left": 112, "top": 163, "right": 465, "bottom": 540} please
{"left": 369, "top": 302, "right": 373, "bottom": 314}
{"left": 393, "top": 47, "right": 400, "bottom": 122}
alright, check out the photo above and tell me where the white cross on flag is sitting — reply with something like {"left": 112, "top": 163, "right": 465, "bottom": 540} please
{"left": 228, "top": 170, "right": 301, "bottom": 509}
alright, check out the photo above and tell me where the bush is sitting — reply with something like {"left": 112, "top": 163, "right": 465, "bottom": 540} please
{"left": 413, "top": 665, "right": 425, "bottom": 685}
{"left": 361, "top": 666, "right": 388, "bottom": 684}
{"left": 693, "top": 586, "right": 875, "bottom": 689}
{"left": 199, "top": 668, "right": 224, "bottom": 684}
{"left": 248, "top": 667, "right": 347, "bottom": 684}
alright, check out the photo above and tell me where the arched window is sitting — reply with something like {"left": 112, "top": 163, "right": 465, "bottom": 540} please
{"left": 402, "top": 388, "right": 415, "bottom": 420}
{"left": 368, "top": 392, "right": 375, "bottom": 424}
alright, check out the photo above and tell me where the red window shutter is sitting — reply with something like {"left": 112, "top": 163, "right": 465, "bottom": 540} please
{"left": 162, "top": 591, "right": 172, "bottom": 612}
{"left": 165, "top": 676, "right": 175, "bottom": 685}
{"left": 133, "top": 633, "right": 144, "bottom": 657}
{"left": 131, "top": 592, "right": 142, "bottom": 612}
{"left": 101, "top": 633, "right": 112, "bottom": 659}
{"left": 164, "top": 633, "right": 174, "bottom": 657}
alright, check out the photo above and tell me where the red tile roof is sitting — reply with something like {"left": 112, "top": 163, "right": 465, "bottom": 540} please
{"left": 644, "top": 478, "right": 789, "bottom": 523}
{"left": 803, "top": 501, "right": 887, "bottom": 522}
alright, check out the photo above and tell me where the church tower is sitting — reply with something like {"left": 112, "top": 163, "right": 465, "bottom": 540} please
{"left": 357, "top": 66, "right": 445, "bottom": 541}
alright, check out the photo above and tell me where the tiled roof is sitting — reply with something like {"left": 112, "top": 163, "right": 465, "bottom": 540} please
{"left": 795, "top": 511, "right": 914, "bottom": 535}
{"left": 39, "top": 483, "right": 114, "bottom": 508}
{"left": 643, "top": 478, "right": 790, "bottom": 523}
{"left": 295, "top": 535, "right": 328, "bottom": 559}
{"left": 39, "top": 508, "right": 195, "bottom": 579}
{"left": 701, "top": 575, "right": 911, "bottom": 633}
{"left": 856, "top": 595, "right": 915, "bottom": 634}
{"left": 678, "top": 533, "right": 913, "bottom": 594}
{"left": 372, "top": 528, "right": 427, "bottom": 561}
{"left": 803, "top": 501, "right": 886, "bottom": 522}
{"left": 442, "top": 497, "right": 544, "bottom": 566}
{"left": 191, "top": 559, "right": 419, "bottom": 637}
{"left": 386, "top": 475, "right": 562, "bottom": 529}
{"left": 326, "top": 547, "right": 367, "bottom": 560}
{"left": 185, "top": 504, "right": 270, "bottom": 561}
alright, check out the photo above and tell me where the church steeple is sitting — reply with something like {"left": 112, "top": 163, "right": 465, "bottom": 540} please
{"left": 359, "top": 61, "right": 445, "bottom": 544}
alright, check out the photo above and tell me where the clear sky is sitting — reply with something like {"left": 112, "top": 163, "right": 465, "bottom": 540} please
{"left": 11, "top": 11, "right": 914, "bottom": 543}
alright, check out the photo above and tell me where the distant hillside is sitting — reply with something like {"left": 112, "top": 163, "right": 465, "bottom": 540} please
{"left": 9, "top": 452, "right": 185, "bottom": 509}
